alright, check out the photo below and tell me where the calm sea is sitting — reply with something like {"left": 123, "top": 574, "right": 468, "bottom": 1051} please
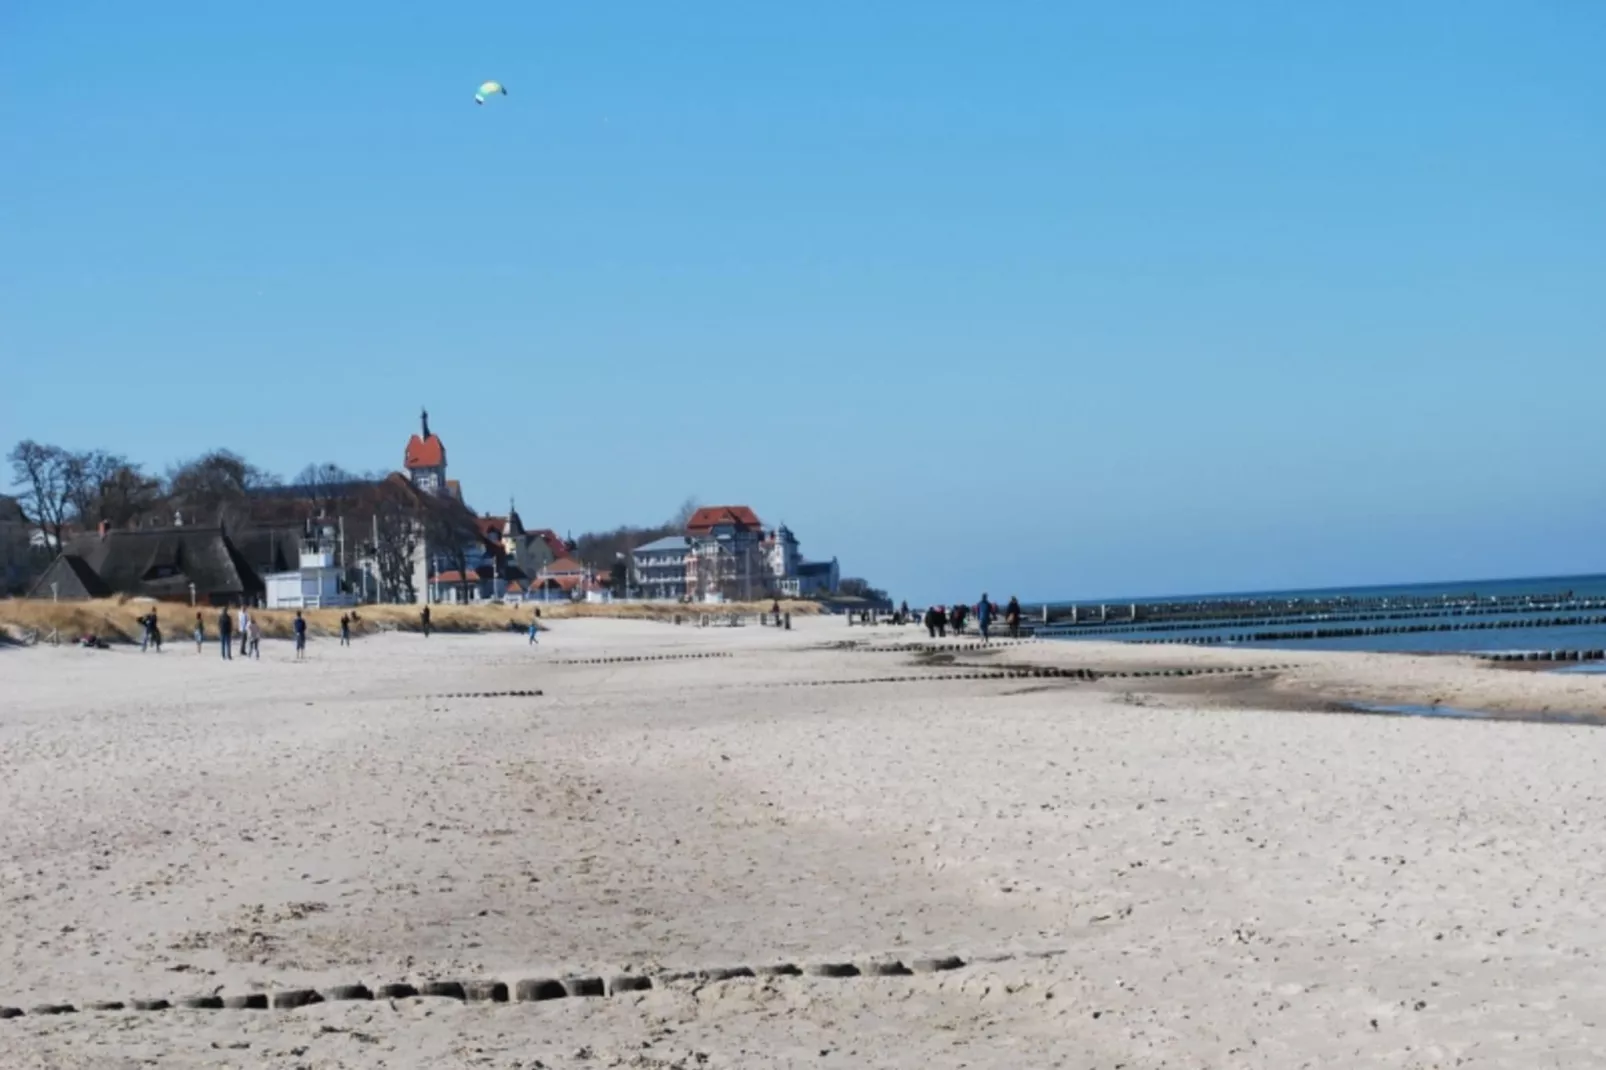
{"left": 1040, "top": 573, "right": 1606, "bottom": 655}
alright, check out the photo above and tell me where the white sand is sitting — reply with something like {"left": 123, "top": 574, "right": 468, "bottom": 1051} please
{"left": 4, "top": 617, "right": 1606, "bottom": 1067}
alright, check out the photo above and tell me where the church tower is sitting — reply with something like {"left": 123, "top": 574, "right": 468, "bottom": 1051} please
{"left": 404, "top": 408, "right": 448, "bottom": 495}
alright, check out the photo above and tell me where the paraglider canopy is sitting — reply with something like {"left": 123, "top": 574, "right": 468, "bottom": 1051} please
{"left": 474, "top": 80, "right": 507, "bottom": 105}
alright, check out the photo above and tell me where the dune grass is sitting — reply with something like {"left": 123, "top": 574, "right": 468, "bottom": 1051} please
{"left": 0, "top": 595, "right": 823, "bottom": 644}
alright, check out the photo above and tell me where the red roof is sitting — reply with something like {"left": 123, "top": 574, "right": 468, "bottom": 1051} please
{"left": 405, "top": 433, "right": 445, "bottom": 470}
{"left": 528, "top": 528, "right": 568, "bottom": 558}
{"left": 540, "top": 556, "right": 587, "bottom": 576}
{"left": 478, "top": 516, "right": 506, "bottom": 540}
{"left": 686, "top": 505, "right": 762, "bottom": 534}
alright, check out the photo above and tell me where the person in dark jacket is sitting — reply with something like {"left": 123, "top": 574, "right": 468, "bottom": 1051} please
{"left": 217, "top": 607, "right": 233, "bottom": 660}
{"left": 293, "top": 611, "right": 308, "bottom": 660}
{"left": 977, "top": 593, "right": 993, "bottom": 644}
{"left": 421, "top": 605, "right": 432, "bottom": 638}
{"left": 1005, "top": 596, "right": 1022, "bottom": 639}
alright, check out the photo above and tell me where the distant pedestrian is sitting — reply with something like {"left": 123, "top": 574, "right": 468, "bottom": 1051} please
{"left": 218, "top": 607, "right": 233, "bottom": 660}
{"left": 934, "top": 605, "right": 948, "bottom": 638}
{"left": 339, "top": 613, "right": 351, "bottom": 646}
{"left": 139, "top": 611, "right": 155, "bottom": 652}
{"left": 193, "top": 612, "right": 205, "bottom": 653}
{"left": 237, "top": 604, "right": 250, "bottom": 658}
{"left": 977, "top": 592, "right": 993, "bottom": 644}
{"left": 1005, "top": 596, "right": 1021, "bottom": 639}
{"left": 293, "top": 611, "right": 307, "bottom": 660}
{"left": 951, "top": 602, "right": 967, "bottom": 636}
{"left": 421, "top": 605, "right": 432, "bottom": 638}
{"left": 248, "top": 614, "right": 261, "bottom": 659}
{"left": 528, "top": 612, "right": 540, "bottom": 646}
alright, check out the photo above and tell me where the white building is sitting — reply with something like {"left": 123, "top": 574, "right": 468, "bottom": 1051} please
{"left": 264, "top": 520, "right": 357, "bottom": 609}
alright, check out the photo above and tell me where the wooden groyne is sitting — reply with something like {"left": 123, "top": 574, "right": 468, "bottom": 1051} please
{"left": 1037, "top": 592, "right": 1606, "bottom": 633}
{"left": 1070, "top": 614, "right": 1606, "bottom": 647}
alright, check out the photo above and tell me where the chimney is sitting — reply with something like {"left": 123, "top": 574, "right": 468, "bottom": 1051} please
{"left": 98, "top": 520, "right": 110, "bottom": 538}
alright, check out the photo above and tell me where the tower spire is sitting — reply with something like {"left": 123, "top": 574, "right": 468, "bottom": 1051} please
{"left": 421, "top": 407, "right": 431, "bottom": 439}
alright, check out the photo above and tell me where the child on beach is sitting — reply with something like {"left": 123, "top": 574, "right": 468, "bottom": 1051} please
{"left": 528, "top": 613, "right": 540, "bottom": 645}
{"left": 248, "top": 614, "right": 261, "bottom": 659}
{"left": 339, "top": 614, "right": 351, "bottom": 646}
{"left": 292, "top": 611, "right": 307, "bottom": 660}
{"left": 193, "top": 612, "right": 204, "bottom": 653}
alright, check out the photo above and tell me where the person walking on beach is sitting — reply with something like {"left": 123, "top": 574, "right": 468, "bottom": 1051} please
{"left": 1005, "top": 596, "right": 1021, "bottom": 639}
{"left": 237, "top": 604, "right": 250, "bottom": 658}
{"left": 193, "top": 611, "right": 205, "bottom": 653}
{"left": 293, "top": 611, "right": 307, "bottom": 661}
{"left": 421, "top": 605, "right": 432, "bottom": 638}
{"left": 218, "top": 606, "right": 233, "bottom": 660}
{"left": 951, "top": 602, "right": 967, "bottom": 637}
{"left": 339, "top": 613, "right": 351, "bottom": 646}
{"left": 528, "top": 611, "right": 540, "bottom": 646}
{"left": 248, "top": 613, "right": 261, "bottom": 659}
{"left": 977, "top": 592, "right": 993, "bottom": 644}
{"left": 934, "top": 604, "right": 949, "bottom": 638}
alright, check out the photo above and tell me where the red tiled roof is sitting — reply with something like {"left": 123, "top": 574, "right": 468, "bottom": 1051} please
{"left": 686, "top": 505, "right": 762, "bottom": 534}
{"left": 444, "top": 479, "right": 462, "bottom": 500}
{"left": 539, "top": 556, "right": 587, "bottom": 576}
{"left": 478, "top": 516, "right": 506, "bottom": 540}
{"left": 405, "top": 433, "right": 445, "bottom": 470}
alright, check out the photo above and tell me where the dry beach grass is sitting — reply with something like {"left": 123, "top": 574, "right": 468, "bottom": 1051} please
{"left": 0, "top": 595, "right": 823, "bottom": 643}
{"left": 3, "top": 617, "right": 1606, "bottom": 1067}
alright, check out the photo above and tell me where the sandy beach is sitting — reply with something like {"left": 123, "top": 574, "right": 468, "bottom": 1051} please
{"left": 4, "top": 616, "right": 1606, "bottom": 1068}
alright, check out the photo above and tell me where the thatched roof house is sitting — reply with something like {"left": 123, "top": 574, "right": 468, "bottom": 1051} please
{"left": 29, "top": 524, "right": 263, "bottom": 605}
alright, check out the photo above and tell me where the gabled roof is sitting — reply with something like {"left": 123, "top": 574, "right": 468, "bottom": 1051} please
{"left": 526, "top": 528, "right": 568, "bottom": 558}
{"left": 405, "top": 433, "right": 446, "bottom": 470}
{"left": 686, "top": 505, "right": 762, "bottom": 534}
{"left": 539, "top": 556, "right": 587, "bottom": 576}
{"left": 477, "top": 516, "right": 507, "bottom": 540}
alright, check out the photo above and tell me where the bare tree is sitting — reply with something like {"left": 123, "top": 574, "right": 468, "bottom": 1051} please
{"left": 370, "top": 484, "right": 422, "bottom": 604}
{"left": 292, "top": 462, "right": 360, "bottom": 521}
{"left": 71, "top": 452, "right": 162, "bottom": 529}
{"left": 7, "top": 440, "right": 84, "bottom": 551}
{"left": 673, "top": 496, "right": 701, "bottom": 527}
{"left": 164, "top": 450, "right": 279, "bottom": 529}
{"left": 421, "top": 497, "right": 483, "bottom": 603}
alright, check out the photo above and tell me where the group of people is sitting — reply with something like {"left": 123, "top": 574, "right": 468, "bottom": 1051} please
{"left": 123, "top": 603, "right": 373, "bottom": 661}
{"left": 209, "top": 605, "right": 264, "bottom": 660}
{"left": 920, "top": 594, "right": 1024, "bottom": 642}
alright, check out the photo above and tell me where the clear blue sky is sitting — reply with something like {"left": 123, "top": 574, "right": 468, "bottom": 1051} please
{"left": 3, "top": 2, "right": 1602, "bottom": 602}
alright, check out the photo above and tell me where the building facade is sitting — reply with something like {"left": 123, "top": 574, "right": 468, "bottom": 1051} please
{"left": 684, "top": 506, "right": 768, "bottom": 602}
{"left": 632, "top": 535, "right": 691, "bottom": 600}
